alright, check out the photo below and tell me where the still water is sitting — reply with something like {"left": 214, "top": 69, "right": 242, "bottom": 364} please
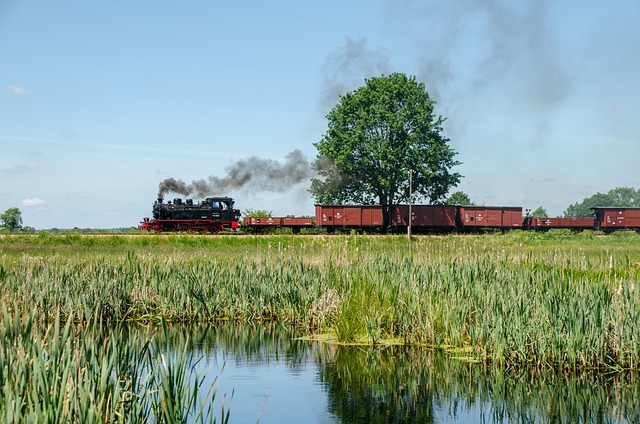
{"left": 149, "top": 323, "right": 640, "bottom": 423}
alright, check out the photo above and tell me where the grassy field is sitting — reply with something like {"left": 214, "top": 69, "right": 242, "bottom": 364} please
{"left": 1, "top": 230, "right": 640, "bottom": 372}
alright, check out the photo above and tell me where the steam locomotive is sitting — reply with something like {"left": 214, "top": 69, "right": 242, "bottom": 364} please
{"left": 140, "top": 196, "right": 640, "bottom": 234}
{"left": 139, "top": 197, "right": 241, "bottom": 233}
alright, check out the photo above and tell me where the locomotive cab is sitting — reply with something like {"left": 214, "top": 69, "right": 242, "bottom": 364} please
{"left": 206, "top": 197, "right": 241, "bottom": 222}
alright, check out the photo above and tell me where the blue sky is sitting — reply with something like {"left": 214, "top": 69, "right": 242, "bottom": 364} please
{"left": 2, "top": 1, "right": 639, "bottom": 229}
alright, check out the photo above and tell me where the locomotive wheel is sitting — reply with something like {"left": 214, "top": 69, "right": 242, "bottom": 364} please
{"left": 209, "top": 224, "right": 224, "bottom": 234}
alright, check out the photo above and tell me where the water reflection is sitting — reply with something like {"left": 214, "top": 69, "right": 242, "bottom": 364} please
{"left": 139, "top": 323, "right": 640, "bottom": 423}
{"left": 318, "top": 345, "right": 640, "bottom": 423}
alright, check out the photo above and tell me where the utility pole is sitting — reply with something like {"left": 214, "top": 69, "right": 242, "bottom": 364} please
{"left": 407, "top": 169, "right": 412, "bottom": 240}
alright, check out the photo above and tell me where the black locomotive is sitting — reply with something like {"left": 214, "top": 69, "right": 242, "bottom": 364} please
{"left": 140, "top": 196, "right": 241, "bottom": 233}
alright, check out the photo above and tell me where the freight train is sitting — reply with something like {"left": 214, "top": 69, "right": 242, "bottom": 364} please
{"left": 139, "top": 197, "right": 640, "bottom": 234}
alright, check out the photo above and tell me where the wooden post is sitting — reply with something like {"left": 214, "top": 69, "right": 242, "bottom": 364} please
{"left": 407, "top": 169, "right": 412, "bottom": 241}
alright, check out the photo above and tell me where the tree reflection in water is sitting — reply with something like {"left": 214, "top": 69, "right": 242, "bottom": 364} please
{"left": 135, "top": 323, "right": 640, "bottom": 423}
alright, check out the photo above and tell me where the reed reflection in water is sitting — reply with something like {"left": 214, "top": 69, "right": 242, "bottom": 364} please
{"left": 148, "top": 322, "right": 640, "bottom": 423}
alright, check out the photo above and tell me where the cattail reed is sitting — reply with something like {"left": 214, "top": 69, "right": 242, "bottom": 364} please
{"left": 1, "top": 231, "right": 639, "bottom": 370}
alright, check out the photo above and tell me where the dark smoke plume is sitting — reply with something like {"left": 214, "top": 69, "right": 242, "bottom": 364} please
{"left": 158, "top": 149, "right": 313, "bottom": 198}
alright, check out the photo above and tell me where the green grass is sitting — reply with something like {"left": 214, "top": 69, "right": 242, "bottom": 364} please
{"left": 1, "top": 231, "right": 640, "bottom": 371}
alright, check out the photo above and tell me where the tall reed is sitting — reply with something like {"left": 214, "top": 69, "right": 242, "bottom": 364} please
{"left": 0, "top": 306, "right": 226, "bottom": 423}
{"left": 1, "top": 231, "right": 639, "bottom": 370}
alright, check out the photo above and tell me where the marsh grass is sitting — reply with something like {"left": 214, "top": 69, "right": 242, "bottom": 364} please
{"left": 1, "top": 231, "right": 640, "bottom": 370}
{"left": 0, "top": 306, "right": 226, "bottom": 423}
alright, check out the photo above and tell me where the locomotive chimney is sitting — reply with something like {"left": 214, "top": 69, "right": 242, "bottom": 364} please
{"left": 157, "top": 197, "right": 164, "bottom": 204}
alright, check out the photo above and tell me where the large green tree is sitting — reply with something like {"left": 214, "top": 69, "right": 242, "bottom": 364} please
{"left": 310, "top": 73, "right": 461, "bottom": 228}
{"left": 0, "top": 207, "right": 23, "bottom": 231}
{"left": 564, "top": 186, "right": 640, "bottom": 217}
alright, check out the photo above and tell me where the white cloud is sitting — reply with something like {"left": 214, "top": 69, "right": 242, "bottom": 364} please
{"left": 3, "top": 165, "right": 38, "bottom": 173}
{"left": 65, "top": 192, "right": 88, "bottom": 199}
{"left": 530, "top": 176, "right": 556, "bottom": 183}
{"left": 20, "top": 198, "right": 46, "bottom": 207}
{"left": 7, "top": 84, "right": 28, "bottom": 95}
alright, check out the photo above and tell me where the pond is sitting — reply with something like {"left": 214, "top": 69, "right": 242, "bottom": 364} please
{"left": 147, "top": 322, "right": 640, "bottom": 423}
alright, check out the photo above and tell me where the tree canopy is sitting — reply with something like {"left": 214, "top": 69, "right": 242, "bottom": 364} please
{"left": 310, "top": 73, "right": 461, "bottom": 227}
{"left": 444, "top": 191, "right": 474, "bottom": 206}
{"left": 0, "top": 207, "right": 23, "bottom": 232}
{"left": 243, "top": 209, "right": 272, "bottom": 218}
{"left": 564, "top": 187, "right": 640, "bottom": 218}
{"left": 532, "top": 206, "right": 548, "bottom": 218}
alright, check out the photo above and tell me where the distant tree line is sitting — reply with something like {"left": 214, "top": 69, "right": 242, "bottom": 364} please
{"left": 563, "top": 187, "right": 640, "bottom": 218}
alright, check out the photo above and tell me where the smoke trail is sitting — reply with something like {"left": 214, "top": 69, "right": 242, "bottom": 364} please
{"left": 158, "top": 149, "right": 313, "bottom": 198}
{"left": 320, "top": 38, "right": 392, "bottom": 110}
{"left": 317, "top": 2, "right": 572, "bottom": 144}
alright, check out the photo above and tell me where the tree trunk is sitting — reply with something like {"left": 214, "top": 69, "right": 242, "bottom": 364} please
{"left": 382, "top": 204, "right": 390, "bottom": 232}
{"left": 380, "top": 192, "right": 395, "bottom": 233}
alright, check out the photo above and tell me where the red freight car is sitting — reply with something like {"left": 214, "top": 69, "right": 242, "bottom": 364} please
{"left": 593, "top": 207, "right": 640, "bottom": 232}
{"left": 315, "top": 205, "right": 383, "bottom": 230}
{"left": 530, "top": 217, "right": 594, "bottom": 230}
{"left": 457, "top": 206, "right": 523, "bottom": 229}
{"left": 243, "top": 216, "right": 314, "bottom": 232}
{"left": 391, "top": 205, "right": 457, "bottom": 231}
